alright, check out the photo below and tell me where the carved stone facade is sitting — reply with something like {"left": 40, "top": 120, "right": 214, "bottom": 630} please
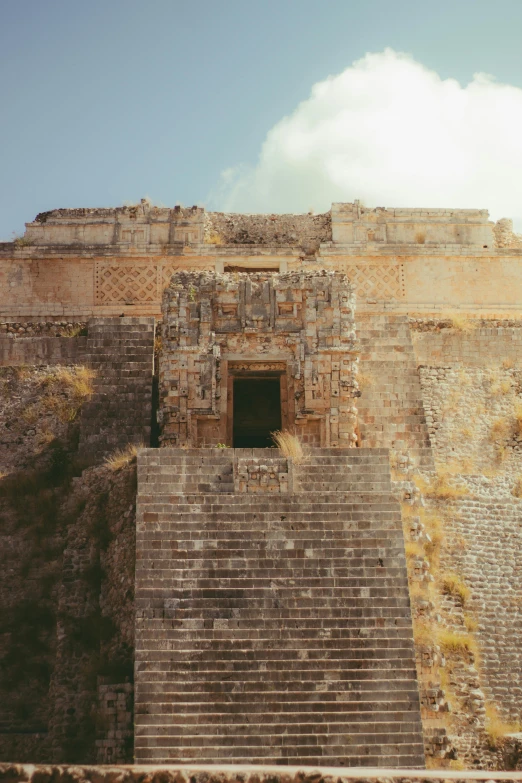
{"left": 159, "top": 270, "right": 358, "bottom": 448}
{"left": 3, "top": 201, "right": 522, "bottom": 321}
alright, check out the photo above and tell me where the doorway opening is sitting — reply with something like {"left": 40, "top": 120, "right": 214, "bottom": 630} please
{"left": 233, "top": 377, "right": 282, "bottom": 448}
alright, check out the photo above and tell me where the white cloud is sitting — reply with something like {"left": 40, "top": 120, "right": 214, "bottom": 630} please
{"left": 214, "top": 49, "right": 522, "bottom": 229}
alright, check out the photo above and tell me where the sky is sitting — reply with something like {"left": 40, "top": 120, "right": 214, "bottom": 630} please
{"left": 2, "top": 0, "right": 522, "bottom": 238}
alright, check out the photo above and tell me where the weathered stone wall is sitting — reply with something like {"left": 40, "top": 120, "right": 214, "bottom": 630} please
{"left": 25, "top": 202, "right": 205, "bottom": 247}
{"left": 0, "top": 336, "right": 87, "bottom": 367}
{"left": 159, "top": 270, "right": 358, "bottom": 448}
{"left": 0, "top": 319, "right": 156, "bottom": 459}
{"left": 0, "top": 366, "right": 137, "bottom": 764}
{"left": 330, "top": 203, "right": 494, "bottom": 247}
{"left": 412, "top": 324, "right": 522, "bottom": 367}
{"left": 0, "top": 317, "right": 154, "bottom": 764}
{"left": 414, "top": 359, "right": 522, "bottom": 726}
{"left": 444, "top": 498, "right": 522, "bottom": 723}
{"left": 77, "top": 318, "right": 155, "bottom": 458}
{"left": 3, "top": 202, "right": 522, "bottom": 321}
{"left": 47, "top": 461, "right": 137, "bottom": 763}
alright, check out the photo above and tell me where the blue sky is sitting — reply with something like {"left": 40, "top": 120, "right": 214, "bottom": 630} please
{"left": 2, "top": 0, "right": 522, "bottom": 238}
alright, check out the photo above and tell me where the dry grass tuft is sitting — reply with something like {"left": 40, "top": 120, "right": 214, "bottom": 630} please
{"left": 207, "top": 231, "right": 224, "bottom": 245}
{"left": 514, "top": 401, "right": 522, "bottom": 436}
{"left": 489, "top": 371, "right": 512, "bottom": 396}
{"left": 37, "top": 366, "right": 96, "bottom": 422}
{"left": 417, "top": 470, "right": 470, "bottom": 500}
{"left": 489, "top": 417, "right": 511, "bottom": 442}
{"left": 512, "top": 476, "right": 522, "bottom": 498}
{"left": 441, "top": 573, "right": 471, "bottom": 606}
{"left": 494, "top": 443, "right": 509, "bottom": 465}
{"left": 61, "top": 325, "right": 85, "bottom": 338}
{"left": 450, "top": 314, "right": 476, "bottom": 332}
{"left": 423, "top": 512, "right": 444, "bottom": 566}
{"left": 464, "top": 614, "right": 479, "bottom": 633}
{"left": 485, "top": 704, "right": 521, "bottom": 748}
{"left": 105, "top": 443, "right": 141, "bottom": 470}
{"left": 412, "top": 620, "right": 435, "bottom": 646}
{"left": 445, "top": 457, "right": 475, "bottom": 475}
{"left": 502, "top": 357, "right": 515, "bottom": 369}
{"left": 436, "top": 628, "right": 477, "bottom": 656}
{"left": 448, "top": 760, "right": 467, "bottom": 771}
{"left": 405, "top": 541, "right": 426, "bottom": 559}
{"left": 415, "top": 231, "right": 426, "bottom": 245}
{"left": 271, "top": 430, "right": 308, "bottom": 464}
{"left": 501, "top": 379, "right": 512, "bottom": 394}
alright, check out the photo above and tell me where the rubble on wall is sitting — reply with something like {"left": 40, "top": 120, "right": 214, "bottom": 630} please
{"left": 493, "top": 218, "right": 522, "bottom": 249}
{"left": 0, "top": 322, "right": 87, "bottom": 337}
{"left": 205, "top": 210, "right": 331, "bottom": 249}
{"left": 33, "top": 204, "right": 202, "bottom": 223}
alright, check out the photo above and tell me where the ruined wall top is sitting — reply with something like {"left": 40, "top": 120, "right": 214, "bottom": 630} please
{"left": 15, "top": 199, "right": 519, "bottom": 250}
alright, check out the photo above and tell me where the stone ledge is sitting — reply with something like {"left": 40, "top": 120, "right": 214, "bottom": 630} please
{"left": 2, "top": 765, "right": 522, "bottom": 783}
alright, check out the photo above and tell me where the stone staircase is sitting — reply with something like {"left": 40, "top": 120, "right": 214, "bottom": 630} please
{"left": 357, "top": 315, "right": 433, "bottom": 469}
{"left": 135, "top": 447, "right": 425, "bottom": 767}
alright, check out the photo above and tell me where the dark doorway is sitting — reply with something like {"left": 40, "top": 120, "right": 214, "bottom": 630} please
{"left": 233, "top": 377, "right": 282, "bottom": 448}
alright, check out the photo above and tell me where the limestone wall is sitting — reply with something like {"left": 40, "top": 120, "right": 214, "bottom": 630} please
{"left": 444, "top": 498, "right": 522, "bottom": 722}
{"left": 24, "top": 203, "right": 205, "bottom": 247}
{"left": 412, "top": 325, "right": 522, "bottom": 367}
{"left": 412, "top": 330, "right": 522, "bottom": 728}
{"left": 331, "top": 203, "right": 494, "bottom": 247}
{"left": 4, "top": 250, "right": 522, "bottom": 320}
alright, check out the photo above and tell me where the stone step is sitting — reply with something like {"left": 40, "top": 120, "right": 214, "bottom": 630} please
{"left": 138, "top": 514, "right": 404, "bottom": 526}
{"left": 135, "top": 667, "right": 419, "bottom": 683}
{"left": 134, "top": 749, "right": 426, "bottom": 767}
{"left": 138, "top": 488, "right": 398, "bottom": 500}
{"left": 138, "top": 688, "right": 421, "bottom": 702}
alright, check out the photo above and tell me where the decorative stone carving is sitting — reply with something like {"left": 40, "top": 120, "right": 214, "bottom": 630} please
{"left": 159, "top": 270, "right": 359, "bottom": 448}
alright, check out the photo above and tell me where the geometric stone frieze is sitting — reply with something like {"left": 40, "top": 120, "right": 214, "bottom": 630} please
{"left": 343, "top": 264, "right": 405, "bottom": 300}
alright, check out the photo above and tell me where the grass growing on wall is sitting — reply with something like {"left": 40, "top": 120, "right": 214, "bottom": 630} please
{"left": 442, "top": 573, "right": 472, "bottom": 606}
{"left": 485, "top": 704, "right": 522, "bottom": 749}
{"left": 105, "top": 443, "right": 140, "bottom": 471}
